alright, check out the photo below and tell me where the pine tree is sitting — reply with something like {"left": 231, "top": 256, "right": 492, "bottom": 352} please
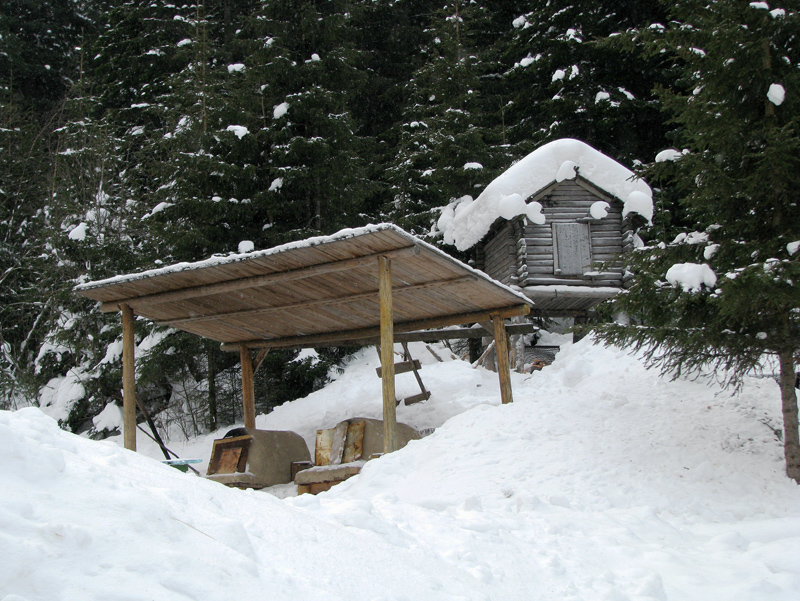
{"left": 594, "top": 1, "right": 800, "bottom": 481}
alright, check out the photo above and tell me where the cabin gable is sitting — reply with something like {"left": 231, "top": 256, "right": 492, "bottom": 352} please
{"left": 478, "top": 177, "right": 636, "bottom": 315}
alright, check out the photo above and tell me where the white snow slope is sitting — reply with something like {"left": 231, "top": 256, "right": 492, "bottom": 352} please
{"left": 2, "top": 338, "right": 799, "bottom": 601}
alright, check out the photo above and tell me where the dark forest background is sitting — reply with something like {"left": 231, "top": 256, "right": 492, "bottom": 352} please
{"left": 3, "top": 1, "right": 795, "bottom": 448}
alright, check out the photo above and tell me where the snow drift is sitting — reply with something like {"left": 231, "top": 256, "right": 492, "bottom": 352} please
{"left": 2, "top": 338, "right": 799, "bottom": 601}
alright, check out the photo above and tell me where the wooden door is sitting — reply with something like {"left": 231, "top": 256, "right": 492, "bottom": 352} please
{"left": 553, "top": 223, "right": 591, "bottom": 276}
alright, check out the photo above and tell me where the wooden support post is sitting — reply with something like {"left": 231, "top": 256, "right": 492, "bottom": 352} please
{"left": 240, "top": 346, "right": 256, "bottom": 429}
{"left": 378, "top": 255, "right": 397, "bottom": 453}
{"left": 121, "top": 303, "right": 137, "bottom": 451}
{"left": 492, "top": 313, "right": 514, "bottom": 405}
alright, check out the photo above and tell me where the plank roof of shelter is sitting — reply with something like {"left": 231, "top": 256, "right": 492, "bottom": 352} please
{"left": 75, "top": 224, "right": 532, "bottom": 350}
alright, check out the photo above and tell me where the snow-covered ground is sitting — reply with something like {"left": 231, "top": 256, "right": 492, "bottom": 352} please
{"left": 2, "top": 337, "right": 799, "bottom": 601}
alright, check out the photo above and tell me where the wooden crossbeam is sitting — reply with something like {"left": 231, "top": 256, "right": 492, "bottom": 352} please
{"left": 220, "top": 304, "right": 531, "bottom": 352}
{"left": 99, "top": 245, "right": 421, "bottom": 313}
{"left": 401, "top": 391, "right": 430, "bottom": 405}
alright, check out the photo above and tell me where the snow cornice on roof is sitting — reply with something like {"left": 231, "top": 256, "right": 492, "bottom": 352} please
{"left": 438, "top": 138, "right": 653, "bottom": 251}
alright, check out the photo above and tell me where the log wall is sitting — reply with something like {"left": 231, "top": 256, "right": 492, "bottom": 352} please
{"left": 483, "top": 179, "right": 634, "bottom": 289}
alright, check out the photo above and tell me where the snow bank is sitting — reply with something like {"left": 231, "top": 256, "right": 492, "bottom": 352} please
{"left": 306, "top": 339, "right": 800, "bottom": 601}
{"left": 3, "top": 338, "right": 799, "bottom": 601}
{"left": 0, "top": 408, "right": 488, "bottom": 601}
{"left": 440, "top": 139, "right": 653, "bottom": 250}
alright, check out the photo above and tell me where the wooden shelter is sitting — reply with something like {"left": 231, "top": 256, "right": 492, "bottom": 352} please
{"left": 75, "top": 224, "right": 532, "bottom": 453}
{"left": 477, "top": 176, "right": 637, "bottom": 317}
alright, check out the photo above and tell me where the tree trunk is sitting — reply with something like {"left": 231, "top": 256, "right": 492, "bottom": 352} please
{"left": 779, "top": 348, "right": 800, "bottom": 482}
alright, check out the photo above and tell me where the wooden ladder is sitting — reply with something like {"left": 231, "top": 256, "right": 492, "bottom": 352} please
{"left": 375, "top": 342, "right": 431, "bottom": 406}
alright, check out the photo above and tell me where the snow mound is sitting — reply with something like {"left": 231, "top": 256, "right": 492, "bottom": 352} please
{"left": 440, "top": 139, "right": 652, "bottom": 250}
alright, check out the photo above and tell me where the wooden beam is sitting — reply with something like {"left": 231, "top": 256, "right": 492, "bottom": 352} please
{"left": 253, "top": 347, "right": 270, "bottom": 375}
{"left": 159, "top": 275, "right": 477, "bottom": 328}
{"left": 121, "top": 303, "right": 137, "bottom": 451}
{"left": 220, "top": 304, "right": 531, "bottom": 352}
{"left": 394, "top": 323, "right": 538, "bottom": 343}
{"left": 99, "top": 245, "right": 421, "bottom": 313}
{"left": 378, "top": 255, "right": 397, "bottom": 453}
{"left": 492, "top": 313, "right": 514, "bottom": 405}
{"left": 240, "top": 346, "right": 256, "bottom": 429}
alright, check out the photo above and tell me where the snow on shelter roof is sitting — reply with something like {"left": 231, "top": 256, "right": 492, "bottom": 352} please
{"left": 439, "top": 139, "right": 653, "bottom": 251}
{"left": 75, "top": 224, "right": 532, "bottom": 349}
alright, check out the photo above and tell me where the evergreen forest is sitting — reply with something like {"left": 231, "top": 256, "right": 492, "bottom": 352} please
{"left": 1, "top": 0, "right": 798, "bottom": 476}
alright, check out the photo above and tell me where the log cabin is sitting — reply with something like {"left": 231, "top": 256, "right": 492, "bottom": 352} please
{"left": 439, "top": 139, "right": 653, "bottom": 318}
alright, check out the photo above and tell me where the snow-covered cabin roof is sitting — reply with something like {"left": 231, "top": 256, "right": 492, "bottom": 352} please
{"left": 438, "top": 139, "right": 653, "bottom": 251}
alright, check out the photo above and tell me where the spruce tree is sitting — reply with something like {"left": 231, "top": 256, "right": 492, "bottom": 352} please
{"left": 240, "top": 0, "right": 374, "bottom": 241}
{"left": 499, "top": 0, "right": 669, "bottom": 164}
{"left": 0, "top": 0, "right": 87, "bottom": 407}
{"left": 594, "top": 1, "right": 800, "bottom": 481}
{"left": 386, "top": 0, "right": 507, "bottom": 237}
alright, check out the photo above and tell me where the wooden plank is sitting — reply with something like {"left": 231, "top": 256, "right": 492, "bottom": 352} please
{"left": 206, "top": 435, "right": 251, "bottom": 475}
{"left": 121, "top": 304, "right": 137, "bottom": 451}
{"left": 99, "top": 245, "right": 420, "bottom": 312}
{"left": 525, "top": 276, "right": 623, "bottom": 287}
{"left": 217, "top": 447, "right": 244, "bottom": 474}
{"left": 528, "top": 265, "right": 559, "bottom": 274}
{"left": 328, "top": 422, "right": 348, "bottom": 466}
{"left": 240, "top": 346, "right": 256, "bottom": 429}
{"left": 379, "top": 256, "right": 397, "bottom": 454}
{"left": 161, "top": 275, "right": 476, "bottom": 327}
{"left": 591, "top": 239, "right": 625, "bottom": 248}
{"left": 402, "top": 341, "right": 430, "bottom": 403}
{"left": 315, "top": 428, "right": 335, "bottom": 466}
{"left": 376, "top": 359, "right": 421, "bottom": 378}
{"left": 342, "top": 420, "right": 366, "bottom": 463}
{"left": 492, "top": 315, "right": 513, "bottom": 405}
{"left": 401, "top": 391, "right": 431, "bottom": 405}
{"left": 363, "top": 323, "right": 540, "bottom": 345}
